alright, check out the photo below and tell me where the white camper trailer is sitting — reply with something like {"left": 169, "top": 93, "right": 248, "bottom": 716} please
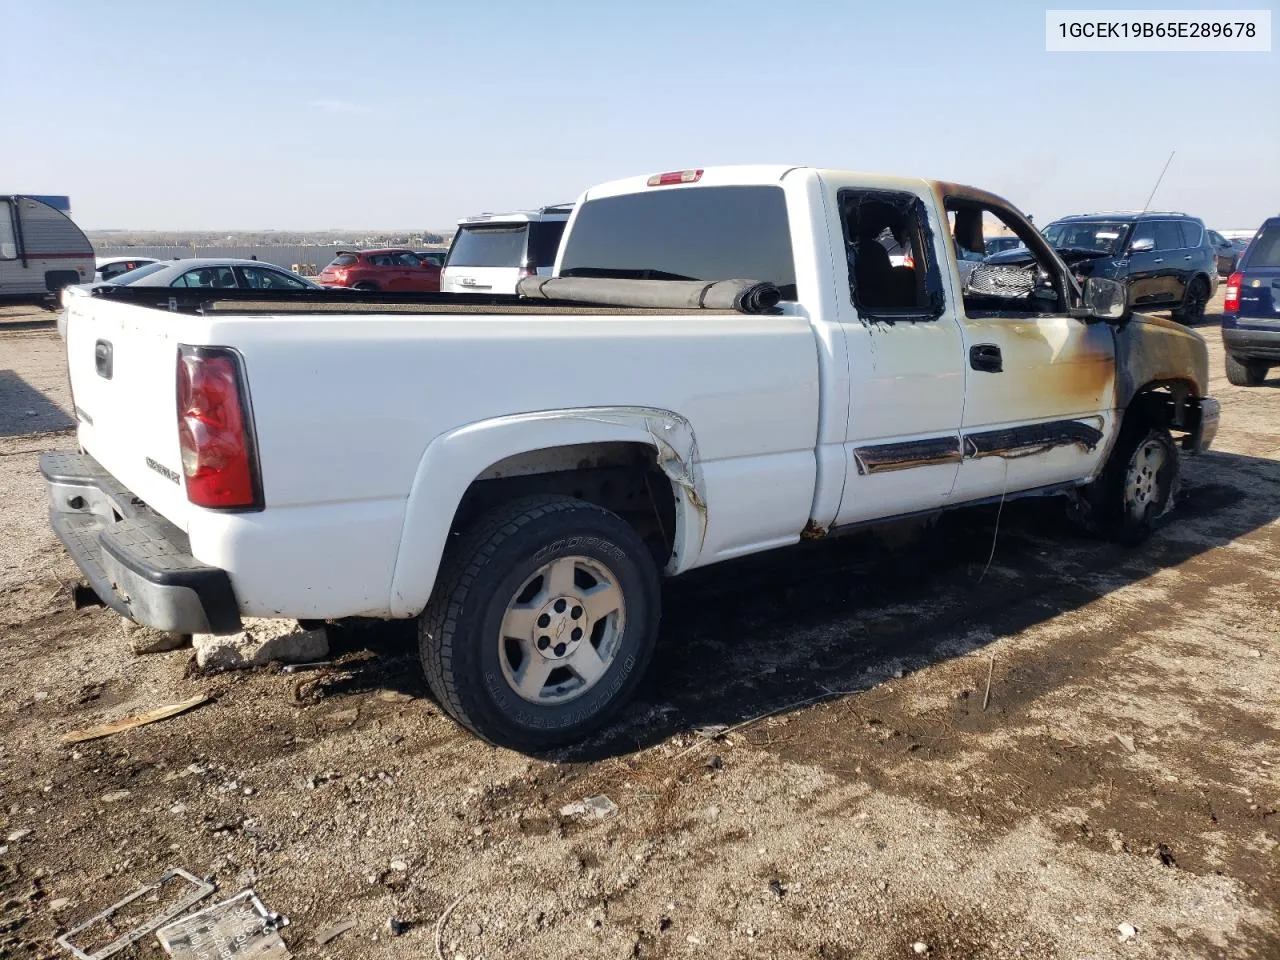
{"left": 1, "top": 195, "right": 94, "bottom": 299}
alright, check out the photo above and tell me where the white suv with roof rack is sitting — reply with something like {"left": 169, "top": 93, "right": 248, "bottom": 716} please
{"left": 440, "top": 204, "right": 573, "bottom": 295}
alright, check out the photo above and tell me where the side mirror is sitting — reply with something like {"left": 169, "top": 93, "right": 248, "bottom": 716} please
{"left": 1129, "top": 237, "right": 1155, "bottom": 254}
{"left": 1083, "top": 276, "right": 1128, "bottom": 321}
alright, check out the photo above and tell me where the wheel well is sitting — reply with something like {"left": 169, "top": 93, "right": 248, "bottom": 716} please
{"left": 1124, "top": 380, "right": 1201, "bottom": 438}
{"left": 452, "top": 442, "right": 677, "bottom": 567}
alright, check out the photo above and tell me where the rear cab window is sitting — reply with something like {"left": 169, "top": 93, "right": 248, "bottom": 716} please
{"left": 1243, "top": 222, "right": 1280, "bottom": 268}
{"left": 558, "top": 185, "right": 797, "bottom": 299}
{"left": 447, "top": 224, "right": 530, "bottom": 268}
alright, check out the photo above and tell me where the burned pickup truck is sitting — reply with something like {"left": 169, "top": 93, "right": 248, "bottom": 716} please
{"left": 45, "top": 165, "right": 1218, "bottom": 749}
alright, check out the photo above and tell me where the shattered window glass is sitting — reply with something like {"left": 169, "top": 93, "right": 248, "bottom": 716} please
{"left": 839, "top": 189, "right": 942, "bottom": 318}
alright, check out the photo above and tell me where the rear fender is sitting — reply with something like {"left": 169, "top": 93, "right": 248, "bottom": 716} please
{"left": 387, "top": 406, "right": 707, "bottom": 618}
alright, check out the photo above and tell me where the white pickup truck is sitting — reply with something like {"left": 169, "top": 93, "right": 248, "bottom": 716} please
{"left": 45, "top": 165, "right": 1219, "bottom": 750}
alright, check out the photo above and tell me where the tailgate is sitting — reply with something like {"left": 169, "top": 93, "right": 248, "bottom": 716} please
{"left": 65, "top": 295, "right": 193, "bottom": 528}
{"left": 1236, "top": 265, "right": 1280, "bottom": 326}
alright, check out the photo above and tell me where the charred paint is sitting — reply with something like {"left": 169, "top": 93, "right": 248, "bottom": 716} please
{"left": 1115, "top": 313, "right": 1210, "bottom": 407}
{"left": 853, "top": 436, "right": 963, "bottom": 475}
{"left": 963, "top": 418, "right": 1104, "bottom": 460}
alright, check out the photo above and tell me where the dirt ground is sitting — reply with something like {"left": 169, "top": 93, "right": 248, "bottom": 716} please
{"left": 1, "top": 296, "right": 1276, "bottom": 960}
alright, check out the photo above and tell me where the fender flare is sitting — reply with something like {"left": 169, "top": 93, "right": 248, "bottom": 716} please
{"left": 387, "top": 406, "right": 708, "bottom": 618}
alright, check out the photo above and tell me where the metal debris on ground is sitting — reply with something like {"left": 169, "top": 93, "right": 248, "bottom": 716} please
{"left": 280, "top": 661, "right": 332, "bottom": 674}
{"left": 1115, "top": 733, "right": 1137, "bottom": 753}
{"left": 60, "top": 694, "right": 211, "bottom": 744}
{"left": 559, "top": 795, "right": 618, "bottom": 820}
{"left": 156, "top": 889, "right": 290, "bottom": 959}
{"left": 314, "top": 920, "right": 356, "bottom": 946}
{"left": 55, "top": 867, "right": 215, "bottom": 960}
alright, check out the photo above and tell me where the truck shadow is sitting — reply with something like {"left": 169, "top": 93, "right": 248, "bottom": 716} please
{"left": 558, "top": 447, "right": 1280, "bottom": 762}
{"left": 330, "top": 449, "right": 1279, "bottom": 762}
{"left": 0, "top": 368, "right": 75, "bottom": 436}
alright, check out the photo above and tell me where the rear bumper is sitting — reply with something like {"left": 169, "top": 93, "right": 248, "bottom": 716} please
{"left": 1222, "top": 326, "right": 1280, "bottom": 362}
{"left": 40, "top": 451, "right": 242, "bottom": 635}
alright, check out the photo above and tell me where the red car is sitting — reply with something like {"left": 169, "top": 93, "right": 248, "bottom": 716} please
{"left": 318, "top": 248, "right": 441, "bottom": 292}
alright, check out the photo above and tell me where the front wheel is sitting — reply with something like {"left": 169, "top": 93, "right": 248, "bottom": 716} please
{"left": 1069, "top": 422, "right": 1180, "bottom": 545}
{"left": 419, "top": 495, "right": 661, "bottom": 751}
{"left": 1225, "top": 353, "right": 1269, "bottom": 387}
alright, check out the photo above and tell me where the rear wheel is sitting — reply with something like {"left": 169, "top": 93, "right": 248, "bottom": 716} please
{"left": 1171, "top": 276, "right": 1209, "bottom": 324}
{"left": 419, "top": 495, "right": 661, "bottom": 751}
{"left": 1069, "top": 420, "right": 1180, "bottom": 545}
{"left": 1225, "top": 354, "right": 1268, "bottom": 387}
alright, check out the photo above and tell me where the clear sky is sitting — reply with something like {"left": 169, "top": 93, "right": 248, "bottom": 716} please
{"left": 2, "top": 0, "right": 1275, "bottom": 231}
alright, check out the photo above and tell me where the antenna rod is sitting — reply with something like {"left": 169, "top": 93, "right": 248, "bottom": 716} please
{"left": 1142, "top": 151, "right": 1175, "bottom": 213}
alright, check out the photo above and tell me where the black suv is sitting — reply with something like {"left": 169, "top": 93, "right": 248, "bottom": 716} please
{"left": 985, "top": 211, "right": 1218, "bottom": 323}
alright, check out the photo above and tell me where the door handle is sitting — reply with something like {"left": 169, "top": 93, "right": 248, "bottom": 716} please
{"left": 1184, "top": 255, "right": 1193, "bottom": 261}
{"left": 94, "top": 339, "right": 113, "bottom": 379}
{"left": 969, "top": 343, "right": 1003, "bottom": 373}
{"left": 1153, "top": 258, "right": 1164, "bottom": 263}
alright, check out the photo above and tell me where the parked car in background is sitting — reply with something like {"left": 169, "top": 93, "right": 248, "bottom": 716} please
{"left": 984, "top": 235, "right": 1023, "bottom": 256}
{"left": 317, "top": 249, "right": 441, "bottom": 292}
{"left": 414, "top": 250, "right": 448, "bottom": 268}
{"left": 107, "top": 258, "right": 319, "bottom": 290}
{"left": 94, "top": 256, "right": 160, "bottom": 282}
{"left": 983, "top": 211, "right": 1218, "bottom": 323}
{"left": 1207, "top": 230, "right": 1239, "bottom": 276}
{"left": 57, "top": 259, "right": 319, "bottom": 337}
{"left": 1, "top": 194, "right": 94, "bottom": 299}
{"left": 441, "top": 204, "right": 572, "bottom": 295}
{"left": 1221, "top": 217, "right": 1280, "bottom": 386}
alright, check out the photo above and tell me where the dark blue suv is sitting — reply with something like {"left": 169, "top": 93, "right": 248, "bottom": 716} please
{"left": 1222, "top": 217, "right": 1280, "bottom": 386}
{"left": 985, "top": 211, "right": 1218, "bottom": 323}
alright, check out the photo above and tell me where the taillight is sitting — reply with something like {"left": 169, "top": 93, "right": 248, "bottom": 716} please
{"left": 334, "top": 269, "right": 348, "bottom": 282}
{"left": 1223, "top": 271, "right": 1242, "bottom": 313}
{"left": 176, "top": 346, "right": 262, "bottom": 510}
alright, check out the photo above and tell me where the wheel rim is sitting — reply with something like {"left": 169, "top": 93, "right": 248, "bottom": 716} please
{"left": 1124, "top": 439, "right": 1168, "bottom": 522}
{"left": 498, "top": 555, "right": 626, "bottom": 705}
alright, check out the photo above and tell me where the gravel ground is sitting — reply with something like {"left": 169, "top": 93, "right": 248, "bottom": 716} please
{"left": 0, "top": 296, "right": 1276, "bottom": 960}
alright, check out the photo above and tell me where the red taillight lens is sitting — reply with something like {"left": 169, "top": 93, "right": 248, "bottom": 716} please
{"left": 1223, "top": 271, "right": 1242, "bottom": 313}
{"left": 646, "top": 169, "right": 704, "bottom": 186}
{"left": 176, "top": 346, "right": 261, "bottom": 510}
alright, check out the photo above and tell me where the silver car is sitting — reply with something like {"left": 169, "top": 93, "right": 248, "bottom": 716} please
{"left": 58, "top": 258, "right": 319, "bottom": 338}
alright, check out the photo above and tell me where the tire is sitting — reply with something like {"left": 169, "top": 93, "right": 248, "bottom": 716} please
{"left": 419, "top": 495, "right": 661, "bottom": 751}
{"left": 1171, "top": 276, "right": 1209, "bottom": 324}
{"left": 1225, "top": 354, "right": 1268, "bottom": 387}
{"left": 1069, "top": 420, "right": 1180, "bottom": 545}
{"left": 353, "top": 281, "right": 379, "bottom": 292}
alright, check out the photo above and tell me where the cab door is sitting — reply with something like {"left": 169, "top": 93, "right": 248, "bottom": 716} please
{"left": 942, "top": 195, "right": 1117, "bottom": 501}
{"left": 819, "top": 177, "right": 968, "bottom": 527}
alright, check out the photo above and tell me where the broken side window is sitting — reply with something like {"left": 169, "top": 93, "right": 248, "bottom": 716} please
{"left": 839, "top": 188, "right": 944, "bottom": 322}
{"left": 947, "top": 197, "right": 1068, "bottom": 318}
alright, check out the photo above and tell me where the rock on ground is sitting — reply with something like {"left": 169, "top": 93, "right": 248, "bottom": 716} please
{"left": 193, "top": 617, "right": 328, "bottom": 670}
{"left": 119, "top": 616, "right": 192, "bottom": 654}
